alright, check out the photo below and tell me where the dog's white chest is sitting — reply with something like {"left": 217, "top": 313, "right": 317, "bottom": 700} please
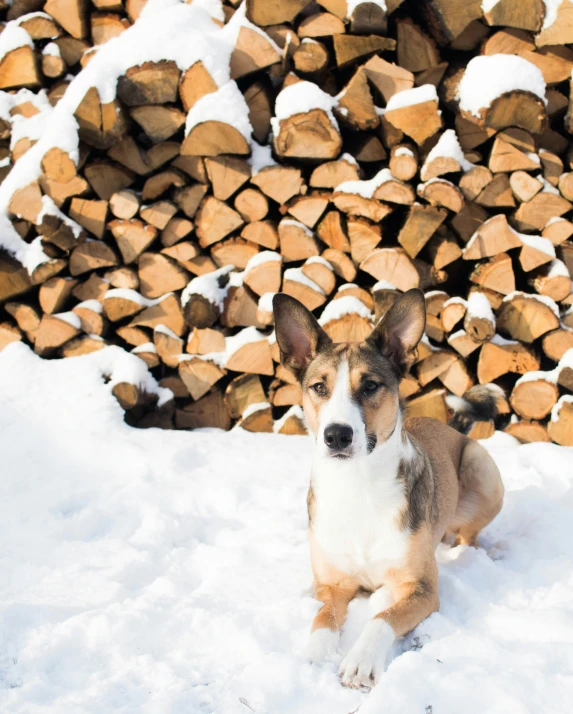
{"left": 311, "top": 458, "right": 410, "bottom": 589}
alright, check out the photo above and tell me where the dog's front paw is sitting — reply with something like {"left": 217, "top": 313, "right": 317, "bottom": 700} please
{"left": 339, "top": 619, "right": 394, "bottom": 689}
{"left": 305, "top": 628, "right": 339, "bottom": 663}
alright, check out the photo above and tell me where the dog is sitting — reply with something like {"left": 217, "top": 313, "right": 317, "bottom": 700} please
{"left": 273, "top": 289, "right": 504, "bottom": 690}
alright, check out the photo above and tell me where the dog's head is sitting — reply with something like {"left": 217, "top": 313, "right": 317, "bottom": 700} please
{"left": 273, "top": 290, "right": 425, "bottom": 460}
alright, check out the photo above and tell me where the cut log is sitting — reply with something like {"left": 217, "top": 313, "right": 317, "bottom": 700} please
{"left": 179, "top": 357, "right": 226, "bottom": 401}
{"left": 322, "top": 248, "right": 357, "bottom": 282}
{"left": 337, "top": 68, "right": 379, "bottom": 131}
{"left": 396, "top": 19, "right": 440, "bottom": 72}
{"left": 301, "top": 257, "right": 336, "bottom": 295}
{"left": 548, "top": 397, "right": 573, "bottom": 446}
{"left": 235, "top": 189, "right": 268, "bottom": 223}
{"left": 250, "top": 165, "right": 304, "bottom": 204}
{"left": 74, "top": 87, "right": 128, "bottom": 150}
{"left": 418, "top": 179, "right": 464, "bottom": 213}
{"left": 162, "top": 218, "right": 194, "bottom": 248}
{"left": 224, "top": 373, "right": 267, "bottom": 419}
{"left": 128, "top": 293, "right": 185, "bottom": 336}
{"left": 398, "top": 204, "right": 447, "bottom": 259}
{"left": 333, "top": 34, "right": 395, "bottom": 67}
{"left": 0, "top": 46, "right": 42, "bottom": 90}
{"left": 514, "top": 192, "right": 572, "bottom": 232}
{"left": 511, "top": 377, "right": 558, "bottom": 420}
{"left": 274, "top": 108, "right": 342, "bottom": 160}
{"left": 505, "top": 420, "right": 551, "bottom": 443}
{"left": 211, "top": 237, "right": 259, "bottom": 270}
{"left": 360, "top": 248, "right": 419, "bottom": 290}
{"left": 293, "top": 39, "right": 329, "bottom": 76}
{"left": 179, "top": 61, "right": 218, "bottom": 112}
{"left": 470, "top": 253, "right": 516, "bottom": 295}
{"left": 463, "top": 215, "right": 522, "bottom": 260}
{"left": 138, "top": 253, "right": 189, "bottom": 299}
{"left": 278, "top": 219, "right": 320, "bottom": 262}
{"left": 175, "top": 389, "right": 231, "bottom": 430}
{"left": 39, "top": 276, "right": 77, "bottom": 315}
{"left": 244, "top": 252, "right": 282, "bottom": 296}
{"left": 283, "top": 268, "right": 326, "bottom": 311}
{"left": 542, "top": 328, "right": 573, "bottom": 362}
{"left": 35, "top": 313, "right": 81, "bottom": 356}
{"left": 405, "top": 388, "right": 448, "bottom": 422}
{"left": 389, "top": 144, "right": 418, "bottom": 181}
{"left": 226, "top": 334, "right": 274, "bottom": 376}
{"left": 384, "top": 90, "right": 442, "bottom": 145}
{"left": 187, "top": 327, "right": 226, "bottom": 356}
{"left": 195, "top": 197, "right": 244, "bottom": 248}
{"left": 497, "top": 293, "right": 560, "bottom": 343}
{"left": 510, "top": 170, "right": 543, "bottom": 203}
{"left": 477, "top": 337, "right": 540, "bottom": 383}
{"left": 530, "top": 260, "right": 572, "bottom": 302}
{"left": 70, "top": 241, "right": 118, "bottom": 276}
{"left": 182, "top": 120, "right": 251, "bottom": 157}
{"left": 363, "top": 55, "right": 414, "bottom": 104}
{"left": 331, "top": 192, "right": 392, "bottom": 222}
{"left": 230, "top": 25, "right": 281, "bottom": 80}
{"left": 205, "top": 156, "right": 250, "bottom": 201}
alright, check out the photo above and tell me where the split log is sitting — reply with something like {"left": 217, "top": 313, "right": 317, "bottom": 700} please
{"left": 497, "top": 293, "right": 560, "bottom": 343}
{"left": 179, "top": 357, "right": 226, "bottom": 400}
{"left": 505, "top": 420, "right": 551, "bottom": 444}
{"left": 547, "top": 397, "right": 573, "bottom": 446}
{"left": 274, "top": 109, "right": 342, "bottom": 160}
{"left": 510, "top": 376, "right": 559, "bottom": 420}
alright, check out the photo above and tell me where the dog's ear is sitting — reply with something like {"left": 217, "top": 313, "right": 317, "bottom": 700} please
{"left": 367, "top": 288, "right": 426, "bottom": 375}
{"left": 273, "top": 294, "right": 332, "bottom": 378}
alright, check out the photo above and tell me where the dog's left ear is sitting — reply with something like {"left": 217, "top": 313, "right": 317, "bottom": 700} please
{"left": 367, "top": 288, "right": 426, "bottom": 375}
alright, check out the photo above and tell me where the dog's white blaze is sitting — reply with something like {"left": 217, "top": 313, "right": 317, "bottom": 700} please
{"left": 312, "top": 418, "right": 411, "bottom": 591}
{"left": 317, "top": 358, "right": 366, "bottom": 457}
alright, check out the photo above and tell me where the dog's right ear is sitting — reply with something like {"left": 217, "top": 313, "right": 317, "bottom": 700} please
{"left": 273, "top": 294, "right": 332, "bottom": 378}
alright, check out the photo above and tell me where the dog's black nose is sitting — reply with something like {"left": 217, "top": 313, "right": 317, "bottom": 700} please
{"left": 324, "top": 424, "right": 353, "bottom": 451}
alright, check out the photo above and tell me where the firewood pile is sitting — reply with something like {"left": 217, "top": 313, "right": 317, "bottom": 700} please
{"left": 0, "top": 0, "right": 573, "bottom": 445}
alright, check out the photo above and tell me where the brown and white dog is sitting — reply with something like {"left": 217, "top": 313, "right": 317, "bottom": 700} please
{"left": 273, "top": 289, "right": 504, "bottom": 690}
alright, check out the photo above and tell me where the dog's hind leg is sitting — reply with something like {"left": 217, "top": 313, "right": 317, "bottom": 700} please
{"left": 448, "top": 440, "right": 504, "bottom": 547}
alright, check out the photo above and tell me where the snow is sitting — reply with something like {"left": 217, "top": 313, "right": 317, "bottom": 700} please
{"left": 131, "top": 341, "right": 157, "bottom": 355}
{"left": 515, "top": 231, "right": 556, "bottom": 257}
{"left": 394, "top": 147, "right": 414, "bottom": 158}
{"left": 244, "top": 251, "right": 281, "bottom": 273}
{"left": 466, "top": 291, "right": 495, "bottom": 324}
{"left": 481, "top": 0, "right": 501, "bottom": 11}
{"left": 547, "top": 259, "right": 570, "bottom": 278}
{"left": 181, "top": 265, "right": 237, "bottom": 311}
{"left": 551, "top": 393, "right": 573, "bottom": 421}
{"left": 338, "top": 282, "right": 358, "bottom": 291}
{"left": 225, "top": 326, "right": 268, "bottom": 359}
{"left": 271, "top": 81, "right": 339, "bottom": 135}
{"left": 0, "top": 23, "right": 33, "bottom": 62}
{"left": 53, "top": 311, "right": 81, "bottom": 330}
{"left": 305, "top": 256, "right": 333, "bottom": 270}
{"left": 491, "top": 333, "right": 519, "bottom": 346}
{"left": 443, "top": 296, "right": 467, "bottom": 308}
{"left": 542, "top": 0, "right": 568, "bottom": 30}
{"left": 546, "top": 216, "right": 566, "bottom": 226}
{"left": 283, "top": 268, "right": 325, "bottom": 295}
{"left": 537, "top": 175, "right": 560, "bottom": 195}
{"left": 42, "top": 42, "right": 61, "bottom": 58}
{"left": 248, "top": 141, "right": 276, "bottom": 174}
{"left": 318, "top": 296, "right": 372, "bottom": 324}
{"left": 258, "top": 292, "right": 276, "bottom": 312}
{"left": 335, "top": 168, "right": 394, "bottom": 198}
{"left": 75, "top": 300, "right": 103, "bottom": 314}
{"left": 1, "top": 343, "right": 573, "bottom": 713}
{"left": 457, "top": 55, "right": 547, "bottom": 117}
{"left": 273, "top": 404, "right": 305, "bottom": 433}
{"left": 154, "top": 324, "right": 180, "bottom": 340}
{"left": 340, "top": 152, "right": 358, "bottom": 167}
{"left": 422, "top": 129, "right": 474, "bottom": 174}
{"left": 37, "top": 196, "right": 83, "bottom": 239}
{"left": 373, "top": 279, "right": 397, "bottom": 291}
{"left": 502, "top": 291, "right": 560, "bottom": 318}
{"left": 347, "top": 0, "right": 387, "bottom": 15}
{"left": 104, "top": 288, "right": 167, "bottom": 308}
{"left": 241, "top": 401, "right": 271, "bottom": 420}
{"left": 185, "top": 80, "right": 252, "bottom": 141}
{"left": 385, "top": 84, "right": 438, "bottom": 111}
{"left": 280, "top": 218, "right": 314, "bottom": 237}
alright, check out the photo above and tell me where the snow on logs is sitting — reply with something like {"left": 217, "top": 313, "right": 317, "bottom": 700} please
{"left": 1, "top": 1, "right": 573, "bottom": 440}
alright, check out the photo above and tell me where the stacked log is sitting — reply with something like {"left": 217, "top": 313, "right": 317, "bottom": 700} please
{"left": 0, "top": 0, "right": 573, "bottom": 444}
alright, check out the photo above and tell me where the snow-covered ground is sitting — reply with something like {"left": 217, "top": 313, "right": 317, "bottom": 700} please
{"left": 1, "top": 343, "right": 573, "bottom": 714}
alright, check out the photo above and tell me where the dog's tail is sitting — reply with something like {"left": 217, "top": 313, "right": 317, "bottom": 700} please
{"left": 446, "top": 384, "right": 505, "bottom": 435}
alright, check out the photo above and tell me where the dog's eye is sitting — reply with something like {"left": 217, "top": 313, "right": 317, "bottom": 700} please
{"left": 311, "top": 382, "right": 327, "bottom": 396}
{"left": 363, "top": 380, "right": 380, "bottom": 394}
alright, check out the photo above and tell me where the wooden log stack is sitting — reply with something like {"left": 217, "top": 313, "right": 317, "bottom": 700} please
{"left": 1, "top": 0, "right": 573, "bottom": 444}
